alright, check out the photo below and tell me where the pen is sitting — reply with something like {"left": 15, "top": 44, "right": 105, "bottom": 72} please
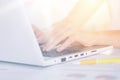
{"left": 80, "top": 57, "right": 120, "bottom": 65}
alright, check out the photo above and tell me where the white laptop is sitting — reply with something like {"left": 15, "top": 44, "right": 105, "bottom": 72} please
{"left": 0, "top": 0, "right": 113, "bottom": 66}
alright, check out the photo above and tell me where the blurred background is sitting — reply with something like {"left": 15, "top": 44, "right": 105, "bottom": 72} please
{"left": 23, "top": 0, "right": 120, "bottom": 31}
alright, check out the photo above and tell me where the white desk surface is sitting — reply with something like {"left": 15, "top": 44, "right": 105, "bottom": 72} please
{"left": 0, "top": 48, "right": 120, "bottom": 80}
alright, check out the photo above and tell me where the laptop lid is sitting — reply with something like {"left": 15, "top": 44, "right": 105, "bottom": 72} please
{"left": 0, "top": 0, "right": 45, "bottom": 65}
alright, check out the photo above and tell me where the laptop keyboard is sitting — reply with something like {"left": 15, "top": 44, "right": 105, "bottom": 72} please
{"left": 39, "top": 44, "right": 83, "bottom": 57}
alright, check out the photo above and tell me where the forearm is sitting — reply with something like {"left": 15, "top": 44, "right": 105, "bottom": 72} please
{"left": 66, "top": 0, "right": 104, "bottom": 26}
{"left": 96, "top": 30, "right": 120, "bottom": 48}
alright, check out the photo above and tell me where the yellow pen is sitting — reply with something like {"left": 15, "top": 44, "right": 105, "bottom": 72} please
{"left": 80, "top": 57, "right": 120, "bottom": 65}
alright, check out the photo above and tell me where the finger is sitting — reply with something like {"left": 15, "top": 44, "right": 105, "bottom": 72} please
{"left": 44, "top": 25, "right": 71, "bottom": 50}
{"left": 32, "top": 25, "right": 40, "bottom": 33}
{"left": 44, "top": 34, "right": 69, "bottom": 51}
{"left": 51, "top": 26, "right": 70, "bottom": 42}
{"left": 44, "top": 30, "right": 71, "bottom": 51}
{"left": 32, "top": 25, "right": 47, "bottom": 44}
{"left": 57, "top": 37, "right": 74, "bottom": 52}
{"left": 37, "top": 34, "right": 46, "bottom": 44}
{"left": 32, "top": 25, "right": 43, "bottom": 38}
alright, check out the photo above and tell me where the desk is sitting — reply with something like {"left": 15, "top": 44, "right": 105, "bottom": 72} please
{"left": 0, "top": 49, "right": 120, "bottom": 80}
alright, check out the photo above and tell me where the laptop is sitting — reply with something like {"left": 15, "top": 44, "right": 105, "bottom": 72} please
{"left": 0, "top": 0, "right": 113, "bottom": 66}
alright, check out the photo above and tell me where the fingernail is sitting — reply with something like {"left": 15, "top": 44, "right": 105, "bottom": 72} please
{"left": 42, "top": 47, "right": 46, "bottom": 51}
{"left": 43, "top": 46, "right": 47, "bottom": 51}
{"left": 57, "top": 48, "right": 62, "bottom": 52}
{"left": 43, "top": 48, "right": 45, "bottom": 51}
{"left": 46, "top": 48, "right": 50, "bottom": 51}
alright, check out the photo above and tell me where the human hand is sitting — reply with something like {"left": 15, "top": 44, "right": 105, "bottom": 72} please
{"left": 42, "top": 17, "right": 80, "bottom": 50}
{"left": 43, "top": 20, "right": 99, "bottom": 52}
{"left": 32, "top": 25, "right": 46, "bottom": 44}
